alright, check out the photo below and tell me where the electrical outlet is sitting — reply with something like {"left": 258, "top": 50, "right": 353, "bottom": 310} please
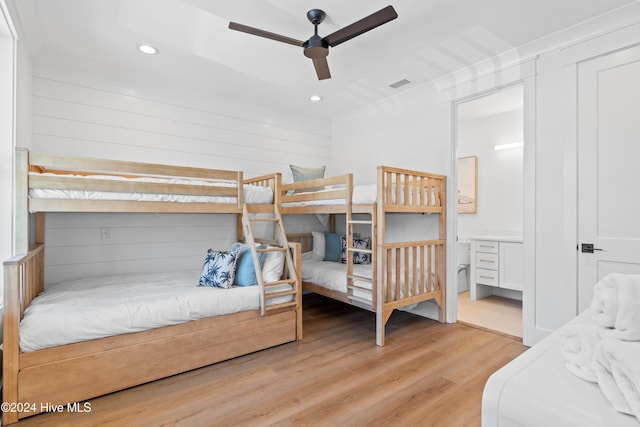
{"left": 100, "top": 227, "right": 109, "bottom": 239}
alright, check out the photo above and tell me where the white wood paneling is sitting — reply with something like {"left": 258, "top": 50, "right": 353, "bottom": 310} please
{"left": 31, "top": 75, "right": 331, "bottom": 177}
{"left": 31, "top": 60, "right": 331, "bottom": 284}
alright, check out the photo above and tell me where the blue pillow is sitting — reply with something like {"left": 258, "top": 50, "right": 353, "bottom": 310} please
{"left": 199, "top": 248, "right": 240, "bottom": 288}
{"left": 324, "top": 232, "right": 342, "bottom": 262}
{"left": 231, "top": 243, "right": 265, "bottom": 286}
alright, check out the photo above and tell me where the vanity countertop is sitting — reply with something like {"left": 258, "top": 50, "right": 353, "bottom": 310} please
{"left": 468, "top": 235, "right": 523, "bottom": 243}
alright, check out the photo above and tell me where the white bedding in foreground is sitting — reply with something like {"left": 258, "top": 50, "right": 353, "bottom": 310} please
{"left": 28, "top": 172, "right": 273, "bottom": 204}
{"left": 20, "top": 270, "right": 290, "bottom": 352}
{"left": 482, "top": 308, "right": 638, "bottom": 427}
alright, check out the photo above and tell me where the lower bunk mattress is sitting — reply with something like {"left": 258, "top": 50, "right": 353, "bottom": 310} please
{"left": 482, "top": 308, "right": 638, "bottom": 427}
{"left": 300, "top": 253, "right": 437, "bottom": 306}
{"left": 20, "top": 270, "right": 291, "bottom": 352}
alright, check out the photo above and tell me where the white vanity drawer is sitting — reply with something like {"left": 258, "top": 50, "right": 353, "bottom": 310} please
{"left": 476, "top": 268, "right": 499, "bottom": 286}
{"left": 476, "top": 253, "right": 499, "bottom": 270}
{"left": 475, "top": 240, "right": 499, "bottom": 253}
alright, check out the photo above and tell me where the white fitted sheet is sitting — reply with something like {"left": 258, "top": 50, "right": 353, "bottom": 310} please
{"left": 482, "top": 308, "right": 638, "bottom": 427}
{"left": 20, "top": 270, "right": 291, "bottom": 352}
{"left": 28, "top": 172, "right": 273, "bottom": 204}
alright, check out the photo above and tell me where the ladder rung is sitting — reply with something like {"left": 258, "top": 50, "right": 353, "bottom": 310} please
{"left": 347, "top": 248, "right": 372, "bottom": 254}
{"left": 265, "top": 289, "right": 297, "bottom": 299}
{"left": 249, "top": 217, "right": 278, "bottom": 222}
{"left": 257, "top": 246, "right": 286, "bottom": 253}
{"left": 255, "top": 239, "right": 279, "bottom": 246}
{"left": 348, "top": 220, "right": 373, "bottom": 225}
{"left": 265, "top": 301, "right": 297, "bottom": 311}
{"left": 245, "top": 205, "right": 275, "bottom": 214}
{"left": 348, "top": 274, "right": 373, "bottom": 282}
{"left": 264, "top": 278, "right": 296, "bottom": 287}
{"left": 348, "top": 284, "right": 373, "bottom": 293}
{"left": 348, "top": 295, "right": 372, "bottom": 305}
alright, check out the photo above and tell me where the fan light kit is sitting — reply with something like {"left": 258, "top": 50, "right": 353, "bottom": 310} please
{"left": 229, "top": 6, "right": 398, "bottom": 80}
{"left": 137, "top": 44, "right": 159, "bottom": 55}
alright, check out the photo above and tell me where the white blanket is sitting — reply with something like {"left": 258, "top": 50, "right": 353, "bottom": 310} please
{"left": 20, "top": 270, "right": 290, "bottom": 352}
{"left": 591, "top": 273, "right": 640, "bottom": 341}
{"left": 560, "top": 324, "right": 600, "bottom": 382}
{"left": 593, "top": 339, "right": 640, "bottom": 419}
{"left": 559, "top": 273, "right": 640, "bottom": 421}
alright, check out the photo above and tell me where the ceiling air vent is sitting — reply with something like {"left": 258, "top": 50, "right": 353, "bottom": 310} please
{"left": 389, "top": 79, "right": 410, "bottom": 89}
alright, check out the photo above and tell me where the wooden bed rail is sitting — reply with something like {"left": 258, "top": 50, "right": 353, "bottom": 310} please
{"left": 244, "top": 173, "right": 282, "bottom": 203}
{"left": 281, "top": 174, "right": 353, "bottom": 204}
{"left": 23, "top": 150, "right": 246, "bottom": 212}
{"left": 28, "top": 152, "right": 241, "bottom": 181}
{"left": 3, "top": 244, "right": 45, "bottom": 423}
{"left": 381, "top": 240, "right": 445, "bottom": 306}
{"left": 377, "top": 166, "right": 445, "bottom": 212}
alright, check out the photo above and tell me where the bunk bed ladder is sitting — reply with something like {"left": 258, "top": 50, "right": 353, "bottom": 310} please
{"left": 242, "top": 204, "right": 300, "bottom": 317}
{"left": 346, "top": 205, "right": 376, "bottom": 308}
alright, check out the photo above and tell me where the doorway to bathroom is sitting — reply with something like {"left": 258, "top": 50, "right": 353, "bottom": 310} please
{"left": 454, "top": 84, "right": 524, "bottom": 339}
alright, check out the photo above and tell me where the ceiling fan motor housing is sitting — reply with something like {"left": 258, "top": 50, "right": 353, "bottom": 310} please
{"left": 303, "top": 35, "right": 329, "bottom": 59}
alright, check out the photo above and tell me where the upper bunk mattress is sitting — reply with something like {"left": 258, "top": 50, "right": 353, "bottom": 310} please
{"left": 282, "top": 184, "right": 439, "bottom": 207}
{"left": 19, "top": 270, "right": 290, "bottom": 352}
{"left": 28, "top": 172, "right": 273, "bottom": 204}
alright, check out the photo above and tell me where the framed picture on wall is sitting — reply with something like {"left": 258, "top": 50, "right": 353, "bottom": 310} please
{"left": 458, "top": 156, "right": 477, "bottom": 214}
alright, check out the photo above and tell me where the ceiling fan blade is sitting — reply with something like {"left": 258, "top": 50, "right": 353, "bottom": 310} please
{"left": 312, "top": 57, "right": 331, "bottom": 80}
{"left": 323, "top": 5, "right": 398, "bottom": 47}
{"left": 228, "top": 22, "right": 304, "bottom": 47}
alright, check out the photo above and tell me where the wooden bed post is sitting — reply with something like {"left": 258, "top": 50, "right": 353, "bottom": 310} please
{"left": 3, "top": 258, "right": 21, "bottom": 425}
{"left": 439, "top": 177, "right": 447, "bottom": 323}
{"left": 376, "top": 166, "right": 386, "bottom": 347}
{"left": 14, "top": 147, "right": 29, "bottom": 254}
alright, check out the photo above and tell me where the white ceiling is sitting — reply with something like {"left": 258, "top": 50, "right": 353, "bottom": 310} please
{"left": 8, "top": 0, "right": 637, "bottom": 120}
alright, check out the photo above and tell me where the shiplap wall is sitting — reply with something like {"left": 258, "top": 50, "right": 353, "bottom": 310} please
{"left": 31, "top": 61, "right": 331, "bottom": 285}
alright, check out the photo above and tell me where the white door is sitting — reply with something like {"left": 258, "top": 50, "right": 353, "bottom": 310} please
{"left": 577, "top": 44, "right": 640, "bottom": 311}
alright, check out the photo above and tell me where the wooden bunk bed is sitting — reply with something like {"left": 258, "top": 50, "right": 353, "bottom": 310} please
{"left": 2, "top": 149, "right": 302, "bottom": 424}
{"left": 278, "top": 166, "right": 446, "bottom": 346}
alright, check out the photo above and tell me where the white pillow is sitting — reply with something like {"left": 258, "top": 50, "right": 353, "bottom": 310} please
{"left": 262, "top": 246, "right": 286, "bottom": 283}
{"left": 311, "top": 231, "right": 325, "bottom": 261}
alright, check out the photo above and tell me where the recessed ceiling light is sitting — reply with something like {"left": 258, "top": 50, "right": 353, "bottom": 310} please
{"left": 137, "top": 44, "right": 159, "bottom": 55}
{"left": 309, "top": 95, "right": 322, "bottom": 102}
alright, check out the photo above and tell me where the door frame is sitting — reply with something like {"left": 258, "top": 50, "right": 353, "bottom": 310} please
{"left": 445, "top": 60, "right": 537, "bottom": 345}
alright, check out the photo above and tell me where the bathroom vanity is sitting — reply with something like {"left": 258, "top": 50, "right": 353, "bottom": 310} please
{"left": 470, "top": 236, "right": 523, "bottom": 300}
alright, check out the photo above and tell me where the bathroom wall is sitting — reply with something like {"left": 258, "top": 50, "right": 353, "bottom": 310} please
{"left": 457, "top": 105, "right": 523, "bottom": 240}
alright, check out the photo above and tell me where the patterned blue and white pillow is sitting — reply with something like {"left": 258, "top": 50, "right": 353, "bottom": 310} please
{"left": 340, "top": 235, "right": 371, "bottom": 265}
{"left": 199, "top": 248, "right": 241, "bottom": 288}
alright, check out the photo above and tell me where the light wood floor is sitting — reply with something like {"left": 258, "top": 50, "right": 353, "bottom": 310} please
{"left": 457, "top": 291, "right": 523, "bottom": 339}
{"left": 13, "top": 294, "right": 527, "bottom": 427}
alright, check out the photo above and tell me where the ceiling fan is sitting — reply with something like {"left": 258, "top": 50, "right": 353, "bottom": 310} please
{"left": 228, "top": 5, "right": 398, "bottom": 80}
